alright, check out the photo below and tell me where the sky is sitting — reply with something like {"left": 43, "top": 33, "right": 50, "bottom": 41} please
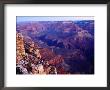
{"left": 16, "top": 16, "right": 94, "bottom": 22}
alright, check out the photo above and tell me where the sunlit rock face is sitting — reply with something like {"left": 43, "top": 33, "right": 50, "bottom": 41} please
{"left": 16, "top": 32, "right": 25, "bottom": 64}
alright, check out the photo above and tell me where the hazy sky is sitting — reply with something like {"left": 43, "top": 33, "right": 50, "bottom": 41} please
{"left": 17, "top": 16, "right": 94, "bottom": 22}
